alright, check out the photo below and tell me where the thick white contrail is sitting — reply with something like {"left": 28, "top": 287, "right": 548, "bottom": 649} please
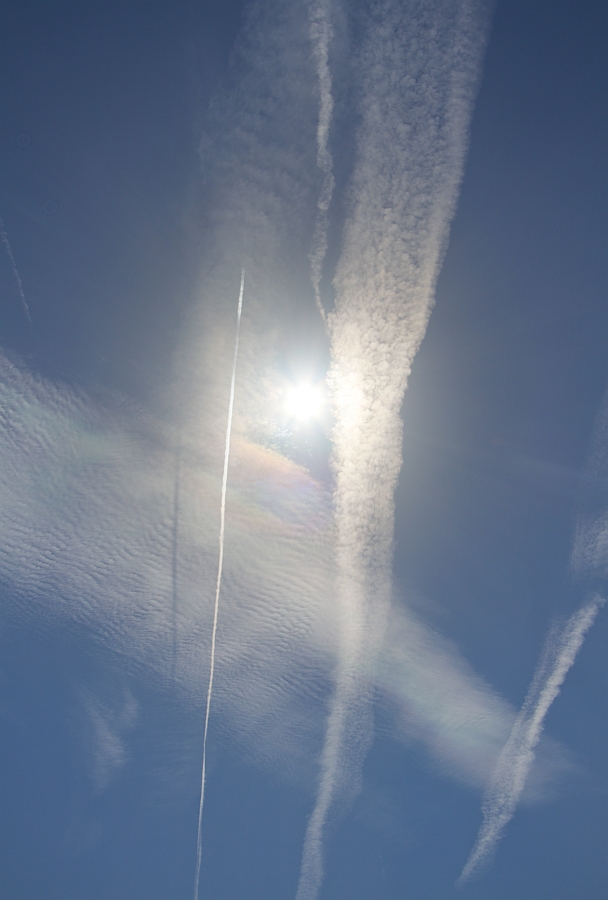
{"left": 194, "top": 270, "right": 244, "bottom": 900}
{"left": 296, "top": 3, "right": 491, "bottom": 898}
{"left": 0, "top": 216, "right": 32, "bottom": 324}
{"left": 308, "top": 0, "right": 334, "bottom": 325}
{"left": 458, "top": 594, "right": 604, "bottom": 885}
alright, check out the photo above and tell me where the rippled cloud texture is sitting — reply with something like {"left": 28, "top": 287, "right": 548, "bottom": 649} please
{"left": 0, "top": 351, "right": 567, "bottom": 795}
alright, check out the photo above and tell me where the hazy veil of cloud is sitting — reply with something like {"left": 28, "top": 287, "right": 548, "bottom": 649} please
{"left": 0, "top": 353, "right": 336, "bottom": 781}
{"left": 295, "top": 2, "right": 493, "bottom": 897}
{"left": 175, "top": 0, "right": 322, "bottom": 446}
{"left": 0, "top": 351, "right": 572, "bottom": 846}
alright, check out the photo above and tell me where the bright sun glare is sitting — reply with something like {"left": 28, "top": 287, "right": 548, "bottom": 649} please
{"left": 285, "top": 383, "right": 324, "bottom": 423}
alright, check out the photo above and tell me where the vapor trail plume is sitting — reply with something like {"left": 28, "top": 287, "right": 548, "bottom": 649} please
{"left": 296, "top": 3, "right": 491, "bottom": 898}
{"left": 458, "top": 595, "right": 604, "bottom": 885}
{"left": 0, "top": 216, "right": 32, "bottom": 324}
{"left": 194, "top": 270, "right": 244, "bottom": 900}
{"left": 308, "top": 0, "right": 334, "bottom": 325}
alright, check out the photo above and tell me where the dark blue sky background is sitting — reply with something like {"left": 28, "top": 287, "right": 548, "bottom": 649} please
{"left": 1, "top": 1, "right": 607, "bottom": 898}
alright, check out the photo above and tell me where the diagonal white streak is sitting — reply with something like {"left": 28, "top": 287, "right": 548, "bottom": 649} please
{"left": 296, "top": 3, "right": 492, "bottom": 898}
{"left": 458, "top": 594, "right": 604, "bottom": 885}
{"left": 0, "top": 216, "right": 32, "bottom": 324}
{"left": 308, "top": 0, "right": 335, "bottom": 325}
{"left": 194, "top": 270, "right": 245, "bottom": 900}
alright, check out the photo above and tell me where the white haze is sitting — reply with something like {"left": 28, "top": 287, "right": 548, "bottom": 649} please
{"left": 0, "top": 353, "right": 568, "bottom": 800}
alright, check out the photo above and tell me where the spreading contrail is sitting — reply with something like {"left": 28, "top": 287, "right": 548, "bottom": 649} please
{"left": 296, "top": 2, "right": 492, "bottom": 898}
{"left": 0, "top": 216, "right": 32, "bottom": 324}
{"left": 458, "top": 594, "right": 604, "bottom": 885}
{"left": 194, "top": 270, "right": 244, "bottom": 900}
{"left": 308, "top": 0, "right": 334, "bottom": 325}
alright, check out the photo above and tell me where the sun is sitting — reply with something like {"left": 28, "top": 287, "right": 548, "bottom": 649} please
{"left": 284, "top": 382, "right": 324, "bottom": 423}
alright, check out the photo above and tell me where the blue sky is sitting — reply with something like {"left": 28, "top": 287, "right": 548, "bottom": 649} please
{"left": 1, "top": 1, "right": 607, "bottom": 898}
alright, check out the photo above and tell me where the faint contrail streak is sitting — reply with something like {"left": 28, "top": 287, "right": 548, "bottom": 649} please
{"left": 170, "top": 439, "right": 181, "bottom": 685}
{"left": 0, "top": 216, "right": 32, "bottom": 324}
{"left": 296, "top": 2, "right": 492, "bottom": 898}
{"left": 458, "top": 594, "right": 604, "bottom": 885}
{"left": 308, "top": 0, "right": 334, "bottom": 325}
{"left": 194, "top": 270, "right": 244, "bottom": 900}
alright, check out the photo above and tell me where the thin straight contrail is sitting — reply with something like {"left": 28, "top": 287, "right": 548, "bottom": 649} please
{"left": 458, "top": 594, "right": 604, "bottom": 885}
{"left": 0, "top": 216, "right": 32, "bottom": 324}
{"left": 308, "top": 0, "right": 334, "bottom": 325}
{"left": 194, "top": 270, "right": 244, "bottom": 900}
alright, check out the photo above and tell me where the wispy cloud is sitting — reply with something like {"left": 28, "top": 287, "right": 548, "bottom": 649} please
{"left": 458, "top": 595, "right": 604, "bottom": 885}
{"left": 80, "top": 687, "right": 138, "bottom": 794}
{"left": 296, "top": 2, "right": 492, "bottom": 897}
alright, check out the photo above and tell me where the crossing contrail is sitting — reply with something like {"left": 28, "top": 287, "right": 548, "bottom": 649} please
{"left": 459, "top": 385, "right": 608, "bottom": 884}
{"left": 194, "top": 269, "right": 244, "bottom": 900}
{"left": 458, "top": 594, "right": 604, "bottom": 885}
{"left": 308, "top": 0, "right": 334, "bottom": 325}
{"left": 0, "top": 216, "right": 32, "bottom": 324}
